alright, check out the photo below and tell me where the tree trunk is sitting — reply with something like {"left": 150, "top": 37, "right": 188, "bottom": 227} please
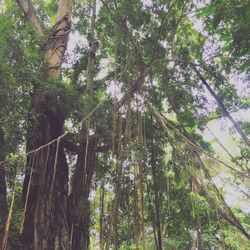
{"left": 99, "top": 185, "right": 105, "bottom": 250}
{"left": 111, "top": 161, "right": 122, "bottom": 249}
{"left": 0, "top": 128, "right": 8, "bottom": 246}
{"left": 69, "top": 138, "right": 96, "bottom": 250}
{"left": 197, "top": 217, "right": 204, "bottom": 250}
{"left": 68, "top": 1, "right": 98, "bottom": 248}
{"left": 22, "top": 103, "right": 69, "bottom": 250}
{"left": 137, "top": 111, "right": 146, "bottom": 250}
{"left": 150, "top": 115, "right": 163, "bottom": 250}
{"left": 190, "top": 231, "right": 196, "bottom": 250}
{"left": 17, "top": 0, "right": 73, "bottom": 248}
{"left": 133, "top": 170, "right": 139, "bottom": 250}
{"left": 152, "top": 162, "right": 162, "bottom": 250}
{"left": 110, "top": 113, "right": 123, "bottom": 249}
{"left": 146, "top": 178, "right": 159, "bottom": 250}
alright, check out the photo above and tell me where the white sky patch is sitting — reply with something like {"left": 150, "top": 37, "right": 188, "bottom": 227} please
{"left": 230, "top": 72, "right": 250, "bottom": 97}
{"left": 63, "top": 30, "right": 88, "bottom": 71}
{"left": 204, "top": 109, "right": 250, "bottom": 145}
{"left": 96, "top": 58, "right": 110, "bottom": 80}
{"left": 213, "top": 172, "right": 250, "bottom": 213}
{"left": 143, "top": 0, "right": 153, "bottom": 8}
{"left": 67, "top": 31, "right": 87, "bottom": 56}
{"left": 106, "top": 80, "right": 123, "bottom": 100}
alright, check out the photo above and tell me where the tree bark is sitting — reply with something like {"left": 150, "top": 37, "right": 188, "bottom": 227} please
{"left": 137, "top": 111, "right": 146, "bottom": 250}
{"left": 22, "top": 107, "right": 69, "bottom": 250}
{"left": 69, "top": 1, "right": 97, "bottom": 249}
{"left": 17, "top": 1, "right": 73, "bottom": 249}
{"left": 110, "top": 114, "right": 123, "bottom": 249}
{"left": 150, "top": 115, "right": 163, "bottom": 250}
{"left": 99, "top": 185, "right": 105, "bottom": 250}
{"left": 0, "top": 128, "right": 8, "bottom": 247}
{"left": 190, "top": 231, "right": 196, "bottom": 250}
{"left": 16, "top": 0, "right": 45, "bottom": 37}
{"left": 69, "top": 138, "right": 96, "bottom": 250}
{"left": 151, "top": 156, "right": 162, "bottom": 249}
{"left": 133, "top": 172, "right": 139, "bottom": 250}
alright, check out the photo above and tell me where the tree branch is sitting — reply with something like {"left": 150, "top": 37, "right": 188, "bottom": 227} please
{"left": 56, "top": 0, "right": 73, "bottom": 21}
{"left": 16, "top": 0, "right": 45, "bottom": 38}
{"left": 193, "top": 66, "right": 250, "bottom": 148}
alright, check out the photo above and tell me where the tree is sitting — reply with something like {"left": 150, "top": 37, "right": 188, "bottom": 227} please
{"left": 0, "top": 0, "right": 250, "bottom": 249}
{"left": 15, "top": 0, "right": 73, "bottom": 249}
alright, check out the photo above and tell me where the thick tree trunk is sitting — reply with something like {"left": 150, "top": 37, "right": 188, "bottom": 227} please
{"left": 16, "top": 1, "right": 72, "bottom": 248}
{"left": 0, "top": 128, "right": 8, "bottom": 246}
{"left": 22, "top": 97, "right": 69, "bottom": 250}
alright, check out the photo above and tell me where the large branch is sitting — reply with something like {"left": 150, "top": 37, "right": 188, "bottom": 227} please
{"left": 16, "top": 0, "right": 45, "bottom": 37}
{"left": 193, "top": 67, "right": 250, "bottom": 148}
{"left": 46, "top": 0, "right": 73, "bottom": 77}
{"left": 56, "top": 0, "right": 73, "bottom": 21}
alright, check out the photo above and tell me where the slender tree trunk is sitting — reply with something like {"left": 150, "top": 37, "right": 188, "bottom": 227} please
{"left": 99, "top": 185, "right": 105, "bottom": 250}
{"left": 105, "top": 107, "right": 116, "bottom": 250}
{"left": 191, "top": 178, "right": 204, "bottom": 250}
{"left": 146, "top": 178, "right": 159, "bottom": 250}
{"left": 0, "top": 128, "right": 8, "bottom": 246}
{"left": 111, "top": 114, "right": 123, "bottom": 249}
{"left": 190, "top": 231, "right": 196, "bottom": 250}
{"left": 133, "top": 172, "right": 139, "bottom": 250}
{"left": 111, "top": 160, "right": 122, "bottom": 250}
{"left": 149, "top": 116, "right": 163, "bottom": 250}
{"left": 197, "top": 217, "right": 204, "bottom": 250}
{"left": 152, "top": 162, "right": 162, "bottom": 250}
{"left": 137, "top": 111, "right": 146, "bottom": 250}
{"left": 126, "top": 192, "right": 132, "bottom": 248}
